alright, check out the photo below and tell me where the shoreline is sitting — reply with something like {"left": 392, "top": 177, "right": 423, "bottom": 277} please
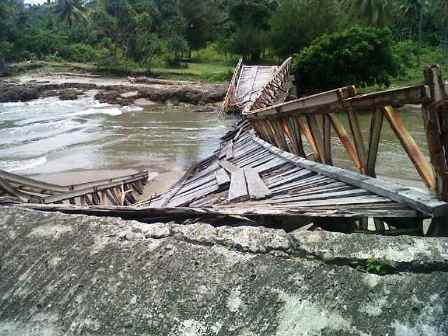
{"left": 0, "top": 64, "right": 227, "bottom": 107}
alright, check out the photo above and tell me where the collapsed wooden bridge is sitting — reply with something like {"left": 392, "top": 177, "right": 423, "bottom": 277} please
{"left": 0, "top": 169, "right": 149, "bottom": 206}
{"left": 1, "top": 59, "right": 448, "bottom": 235}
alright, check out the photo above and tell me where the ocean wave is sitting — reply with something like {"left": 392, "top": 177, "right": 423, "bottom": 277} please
{"left": 0, "top": 156, "right": 47, "bottom": 172}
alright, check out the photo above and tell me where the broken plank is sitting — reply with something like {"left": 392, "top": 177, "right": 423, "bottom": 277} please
{"left": 243, "top": 167, "right": 271, "bottom": 200}
{"left": 215, "top": 169, "right": 230, "bottom": 187}
{"left": 228, "top": 168, "right": 249, "bottom": 203}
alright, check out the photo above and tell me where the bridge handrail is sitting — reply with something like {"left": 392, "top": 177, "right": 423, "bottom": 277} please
{"left": 246, "top": 65, "right": 448, "bottom": 203}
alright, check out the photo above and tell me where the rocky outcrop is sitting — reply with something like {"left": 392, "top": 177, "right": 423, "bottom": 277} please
{"left": 0, "top": 206, "right": 447, "bottom": 335}
{"left": 0, "top": 79, "right": 226, "bottom": 105}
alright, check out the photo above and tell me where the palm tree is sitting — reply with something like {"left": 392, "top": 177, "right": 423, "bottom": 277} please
{"left": 55, "top": 0, "right": 87, "bottom": 27}
{"left": 345, "top": 0, "right": 394, "bottom": 27}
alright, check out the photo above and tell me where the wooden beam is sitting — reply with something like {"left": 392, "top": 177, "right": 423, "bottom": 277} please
{"left": 345, "top": 84, "right": 430, "bottom": 111}
{"left": 322, "top": 114, "right": 333, "bottom": 165}
{"left": 383, "top": 105, "right": 436, "bottom": 191}
{"left": 245, "top": 86, "right": 357, "bottom": 119}
{"left": 329, "top": 114, "right": 363, "bottom": 171}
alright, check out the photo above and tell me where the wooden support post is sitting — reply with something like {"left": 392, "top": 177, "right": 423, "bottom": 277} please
{"left": 384, "top": 105, "right": 436, "bottom": 190}
{"left": 346, "top": 105, "right": 367, "bottom": 174}
{"left": 322, "top": 114, "right": 333, "bottom": 165}
{"left": 297, "top": 116, "right": 321, "bottom": 162}
{"left": 329, "top": 114, "right": 363, "bottom": 171}
{"left": 423, "top": 65, "right": 448, "bottom": 235}
{"left": 366, "top": 108, "right": 384, "bottom": 177}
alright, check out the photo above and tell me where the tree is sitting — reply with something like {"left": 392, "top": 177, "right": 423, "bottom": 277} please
{"left": 55, "top": 0, "right": 87, "bottom": 27}
{"left": 400, "top": 0, "right": 430, "bottom": 64}
{"left": 226, "top": 0, "right": 276, "bottom": 62}
{"left": 295, "top": 27, "right": 399, "bottom": 92}
{"left": 345, "top": 0, "right": 394, "bottom": 27}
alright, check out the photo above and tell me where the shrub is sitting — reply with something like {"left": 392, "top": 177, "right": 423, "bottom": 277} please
{"left": 62, "top": 43, "right": 99, "bottom": 63}
{"left": 295, "top": 27, "right": 399, "bottom": 93}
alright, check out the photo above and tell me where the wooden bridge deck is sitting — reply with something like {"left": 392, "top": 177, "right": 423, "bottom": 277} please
{"left": 143, "top": 121, "right": 445, "bottom": 221}
{"left": 235, "top": 65, "right": 278, "bottom": 110}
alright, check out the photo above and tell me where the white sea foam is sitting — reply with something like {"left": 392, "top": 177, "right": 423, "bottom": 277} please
{"left": 0, "top": 156, "right": 47, "bottom": 172}
{"left": 73, "top": 107, "right": 123, "bottom": 117}
{"left": 121, "top": 105, "right": 144, "bottom": 113}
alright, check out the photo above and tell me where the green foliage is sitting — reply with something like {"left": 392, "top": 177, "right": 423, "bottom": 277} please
{"left": 295, "top": 27, "right": 399, "bottom": 92}
{"left": 365, "top": 257, "right": 393, "bottom": 275}
{"left": 270, "top": 0, "right": 346, "bottom": 59}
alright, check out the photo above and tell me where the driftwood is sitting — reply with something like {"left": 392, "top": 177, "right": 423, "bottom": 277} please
{"left": 128, "top": 76, "right": 194, "bottom": 86}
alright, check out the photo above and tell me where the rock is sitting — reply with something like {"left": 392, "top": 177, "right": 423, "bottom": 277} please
{"left": 0, "top": 84, "right": 40, "bottom": 102}
{"left": 134, "top": 98, "right": 156, "bottom": 106}
{"left": 1, "top": 206, "right": 448, "bottom": 335}
{"left": 120, "top": 91, "right": 139, "bottom": 98}
{"left": 59, "top": 88, "right": 83, "bottom": 101}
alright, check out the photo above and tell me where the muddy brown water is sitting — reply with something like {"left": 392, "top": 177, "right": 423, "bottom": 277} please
{"left": 0, "top": 92, "right": 235, "bottom": 193}
{"left": 0, "top": 94, "right": 428, "bottom": 193}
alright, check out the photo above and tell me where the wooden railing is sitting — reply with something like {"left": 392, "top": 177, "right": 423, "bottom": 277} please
{"left": 242, "top": 57, "right": 293, "bottom": 114}
{"left": 222, "top": 58, "right": 243, "bottom": 114}
{"left": 244, "top": 65, "right": 448, "bottom": 203}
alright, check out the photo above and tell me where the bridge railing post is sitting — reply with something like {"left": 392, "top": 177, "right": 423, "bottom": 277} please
{"left": 422, "top": 65, "right": 448, "bottom": 202}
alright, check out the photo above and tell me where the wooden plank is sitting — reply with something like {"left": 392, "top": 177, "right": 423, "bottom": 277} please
{"left": 219, "top": 160, "right": 239, "bottom": 174}
{"left": 15, "top": 202, "right": 420, "bottom": 220}
{"left": 366, "top": 108, "right": 384, "bottom": 177}
{"left": 244, "top": 167, "right": 271, "bottom": 200}
{"left": 215, "top": 169, "right": 230, "bottom": 187}
{"left": 345, "top": 84, "right": 430, "bottom": 111}
{"left": 267, "top": 189, "right": 371, "bottom": 203}
{"left": 383, "top": 105, "right": 436, "bottom": 190}
{"left": 228, "top": 168, "right": 249, "bottom": 203}
{"left": 226, "top": 141, "right": 234, "bottom": 159}
{"left": 251, "top": 131, "right": 448, "bottom": 217}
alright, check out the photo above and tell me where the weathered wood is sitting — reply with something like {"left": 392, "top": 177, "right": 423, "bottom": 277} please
{"left": 228, "top": 168, "right": 249, "bottom": 202}
{"left": 245, "top": 86, "right": 356, "bottom": 119}
{"left": 346, "top": 105, "right": 367, "bottom": 174}
{"left": 322, "top": 114, "right": 333, "bottom": 165}
{"left": 345, "top": 84, "right": 430, "bottom": 111}
{"left": 251, "top": 132, "right": 448, "bottom": 217}
{"left": 244, "top": 167, "right": 271, "bottom": 200}
{"left": 366, "top": 108, "right": 384, "bottom": 177}
{"left": 215, "top": 169, "right": 230, "bottom": 187}
{"left": 423, "top": 65, "right": 448, "bottom": 200}
{"left": 383, "top": 105, "right": 436, "bottom": 190}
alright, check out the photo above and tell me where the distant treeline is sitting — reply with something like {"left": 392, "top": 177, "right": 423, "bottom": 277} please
{"left": 1, "top": 0, "right": 447, "bottom": 88}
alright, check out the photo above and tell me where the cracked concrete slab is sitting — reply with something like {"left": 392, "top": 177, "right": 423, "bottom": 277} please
{"left": 0, "top": 206, "right": 448, "bottom": 335}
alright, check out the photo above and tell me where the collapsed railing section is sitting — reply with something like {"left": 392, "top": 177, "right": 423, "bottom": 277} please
{"left": 242, "top": 57, "right": 293, "bottom": 114}
{"left": 244, "top": 65, "right": 448, "bottom": 204}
